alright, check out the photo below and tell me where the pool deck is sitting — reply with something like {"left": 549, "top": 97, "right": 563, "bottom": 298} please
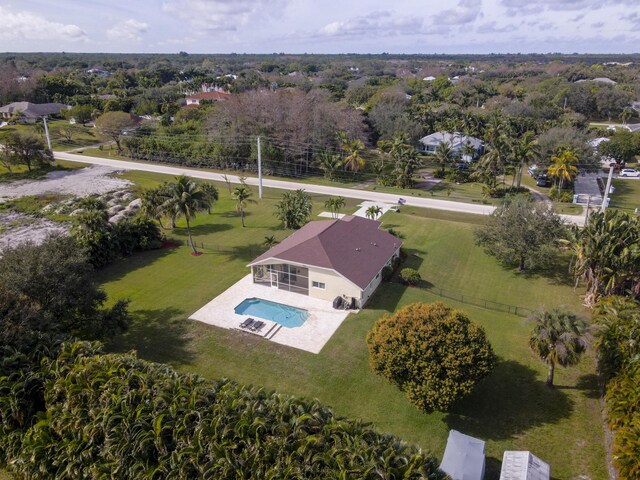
{"left": 189, "top": 274, "right": 352, "bottom": 354}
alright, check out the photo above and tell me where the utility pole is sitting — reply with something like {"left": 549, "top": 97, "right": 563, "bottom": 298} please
{"left": 42, "top": 116, "right": 53, "bottom": 165}
{"left": 601, "top": 164, "right": 615, "bottom": 212}
{"left": 257, "top": 136, "right": 263, "bottom": 199}
{"left": 584, "top": 195, "right": 591, "bottom": 225}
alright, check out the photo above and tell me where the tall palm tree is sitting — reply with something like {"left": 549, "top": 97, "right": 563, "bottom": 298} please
{"left": 163, "top": 175, "right": 210, "bottom": 254}
{"left": 232, "top": 185, "right": 253, "bottom": 228}
{"left": 511, "top": 131, "right": 539, "bottom": 189}
{"left": 434, "top": 142, "right": 454, "bottom": 175}
{"left": 548, "top": 148, "right": 579, "bottom": 193}
{"left": 342, "top": 138, "right": 366, "bottom": 173}
{"left": 529, "top": 307, "right": 590, "bottom": 386}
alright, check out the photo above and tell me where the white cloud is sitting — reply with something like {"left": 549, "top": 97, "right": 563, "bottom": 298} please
{"left": 433, "top": 0, "right": 483, "bottom": 25}
{"left": 501, "top": 0, "right": 638, "bottom": 14}
{"left": 107, "top": 19, "right": 149, "bottom": 41}
{"left": 0, "top": 6, "right": 87, "bottom": 42}
{"left": 318, "top": 11, "right": 425, "bottom": 38}
{"left": 161, "top": 0, "right": 286, "bottom": 33}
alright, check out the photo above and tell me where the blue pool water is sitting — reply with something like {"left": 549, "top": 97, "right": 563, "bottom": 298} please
{"left": 234, "top": 297, "right": 309, "bottom": 328}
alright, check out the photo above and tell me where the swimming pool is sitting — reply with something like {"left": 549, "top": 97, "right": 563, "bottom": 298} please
{"left": 234, "top": 297, "right": 309, "bottom": 328}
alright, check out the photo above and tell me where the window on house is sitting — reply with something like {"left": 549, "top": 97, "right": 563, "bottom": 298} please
{"left": 312, "top": 281, "right": 326, "bottom": 289}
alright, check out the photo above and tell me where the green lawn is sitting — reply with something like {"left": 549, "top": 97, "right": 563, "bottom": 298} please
{"left": 0, "top": 119, "right": 102, "bottom": 151}
{"left": 91, "top": 169, "right": 607, "bottom": 480}
{"left": 610, "top": 178, "right": 640, "bottom": 213}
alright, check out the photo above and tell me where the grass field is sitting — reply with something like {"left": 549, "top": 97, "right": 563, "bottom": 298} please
{"left": 0, "top": 119, "right": 102, "bottom": 151}
{"left": 89, "top": 169, "right": 608, "bottom": 480}
{"left": 610, "top": 178, "right": 640, "bottom": 213}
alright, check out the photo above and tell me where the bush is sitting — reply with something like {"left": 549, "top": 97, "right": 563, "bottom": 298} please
{"left": 381, "top": 265, "right": 393, "bottom": 282}
{"left": 605, "top": 364, "right": 640, "bottom": 479}
{"left": 487, "top": 186, "right": 531, "bottom": 198}
{"left": 367, "top": 302, "right": 496, "bottom": 413}
{"left": 400, "top": 268, "right": 421, "bottom": 286}
{"left": 0, "top": 341, "right": 446, "bottom": 480}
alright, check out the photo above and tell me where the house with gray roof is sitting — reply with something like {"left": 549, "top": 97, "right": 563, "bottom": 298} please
{"left": 418, "top": 131, "right": 483, "bottom": 160}
{"left": 0, "top": 102, "right": 69, "bottom": 123}
{"left": 248, "top": 215, "right": 401, "bottom": 307}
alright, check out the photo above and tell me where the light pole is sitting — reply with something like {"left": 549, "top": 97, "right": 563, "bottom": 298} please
{"left": 42, "top": 116, "right": 54, "bottom": 165}
{"left": 601, "top": 164, "right": 615, "bottom": 212}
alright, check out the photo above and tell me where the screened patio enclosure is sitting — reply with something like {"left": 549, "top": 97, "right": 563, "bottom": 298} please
{"left": 252, "top": 264, "right": 309, "bottom": 296}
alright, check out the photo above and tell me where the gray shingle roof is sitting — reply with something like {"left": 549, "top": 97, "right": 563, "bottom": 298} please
{"left": 419, "top": 131, "right": 483, "bottom": 149}
{"left": 249, "top": 216, "right": 401, "bottom": 289}
{"left": 0, "top": 102, "right": 69, "bottom": 118}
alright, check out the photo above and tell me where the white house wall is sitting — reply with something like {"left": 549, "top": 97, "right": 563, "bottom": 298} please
{"left": 307, "top": 268, "right": 361, "bottom": 303}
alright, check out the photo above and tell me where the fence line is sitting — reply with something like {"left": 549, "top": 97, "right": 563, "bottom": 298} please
{"left": 420, "top": 284, "right": 534, "bottom": 317}
{"left": 190, "top": 243, "right": 534, "bottom": 317}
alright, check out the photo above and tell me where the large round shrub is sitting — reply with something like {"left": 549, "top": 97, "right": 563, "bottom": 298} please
{"left": 367, "top": 302, "right": 496, "bottom": 413}
{"left": 400, "top": 268, "right": 421, "bottom": 286}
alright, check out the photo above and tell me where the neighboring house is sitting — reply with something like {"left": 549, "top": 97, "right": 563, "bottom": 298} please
{"left": 0, "top": 102, "right": 69, "bottom": 123}
{"left": 248, "top": 215, "right": 401, "bottom": 308}
{"left": 575, "top": 77, "right": 617, "bottom": 85}
{"left": 183, "top": 90, "right": 230, "bottom": 107}
{"left": 86, "top": 68, "right": 111, "bottom": 77}
{"left": 630, "top": 101, "right": 640, "bottom": 114}
{"left": 418, "top": 131, "right": 483, "bottom": 160}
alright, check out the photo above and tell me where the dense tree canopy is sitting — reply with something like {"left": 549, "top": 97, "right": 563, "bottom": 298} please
{"left": 0, "top": 236, "right": 129, "bottom": 348}
{"left": 475, "top": 194, "right": 566, "bottom": 271}
{"left": 367, "top": 302, "right": 495, "bottom": 413}
{"left": 0, "top": 341, "right": 446, "bottom": 480}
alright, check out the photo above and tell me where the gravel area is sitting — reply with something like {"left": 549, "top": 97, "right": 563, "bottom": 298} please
{"left": 0, "top": 212, "right": 68, "bottom": 254}
{"left": 0, "top": 165, "right": 132, "bottom": 202}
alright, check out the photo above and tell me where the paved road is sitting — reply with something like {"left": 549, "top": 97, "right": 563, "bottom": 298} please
{"left": 54, "top": 151, "right": 585, "bottom": 225}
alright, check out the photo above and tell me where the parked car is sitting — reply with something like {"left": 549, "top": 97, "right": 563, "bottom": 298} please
{"left": 619, "top": 168, "right": 640, "bottom": 178}
{"left": 536, "top": 174, "right": 552, "bottom": 187}
{"left": 528, "top": 165, "right": 539, "bottom": 177}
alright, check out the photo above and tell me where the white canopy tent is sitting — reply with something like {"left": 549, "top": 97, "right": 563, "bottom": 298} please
{"left": 439, "top": 429, "right": 486, "bottom": 480}
{"left": 500, "top": 451, "right": 550, "bottom": 480}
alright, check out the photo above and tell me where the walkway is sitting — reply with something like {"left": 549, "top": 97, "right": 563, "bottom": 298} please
{"left": 53, "top": 151, "right": 585, "bottom": 225}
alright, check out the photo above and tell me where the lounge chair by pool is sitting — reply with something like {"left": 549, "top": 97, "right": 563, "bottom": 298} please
{"left": 240, "top": 318, "right": 255, "bottom": 329}
{"left": 251, "top": 320, "right": 265, "bottom": 332}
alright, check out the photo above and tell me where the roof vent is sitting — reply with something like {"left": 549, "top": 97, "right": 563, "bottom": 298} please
{"left": 355, "top": 248, "right": 361, "bottom": 252}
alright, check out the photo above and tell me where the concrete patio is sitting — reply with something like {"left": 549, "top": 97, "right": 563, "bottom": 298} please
{"left": 189, "top": 275, "right": 352, "bottom": 354}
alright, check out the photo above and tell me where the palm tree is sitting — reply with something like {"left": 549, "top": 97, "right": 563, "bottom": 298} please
{"left": 315, "top": 152, "right": 342, "bottom": 180}
{"left": 324, "top": 196, "right": 345, "bottom": 219}
{"left": 529, "top": 307, "right": 590, "bottom": 386}
{"left": 140, "top": 186, "right": 169, "bottom": 229}
{"left": 342, "top": 138, "right": 366, "bottom": 173}
{"left": 163, "top": 175, "right": 210, "bottom": 254}
{"left": 365, "top": 205, "right": 383, "bottom": 220}
{"left": 548, "top": 148, "right": 579, "bottom": 193}
{"left": 232, "top": 185, "right": 253, "bottom": 228}
{"left": 620, "top": 107, "right": 633, "bottom": 125}
{"left": 263, "top": 235, "right": 279, "bottom": 248}
{"left": 561, "top": 210, "right": 640, "bottom": 306}
{"left": 199, "top": 183, "right": 219, "bottom": 214}
{"left": 434, "top": 141, "right": 454, "bottom": 175}
{"left": 511, "top": 131, "right": 539, "bottom": 189}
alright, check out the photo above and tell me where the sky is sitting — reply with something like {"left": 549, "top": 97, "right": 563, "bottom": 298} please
{"left": 0, "top": 0, "right": 639, "bottom": 54}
